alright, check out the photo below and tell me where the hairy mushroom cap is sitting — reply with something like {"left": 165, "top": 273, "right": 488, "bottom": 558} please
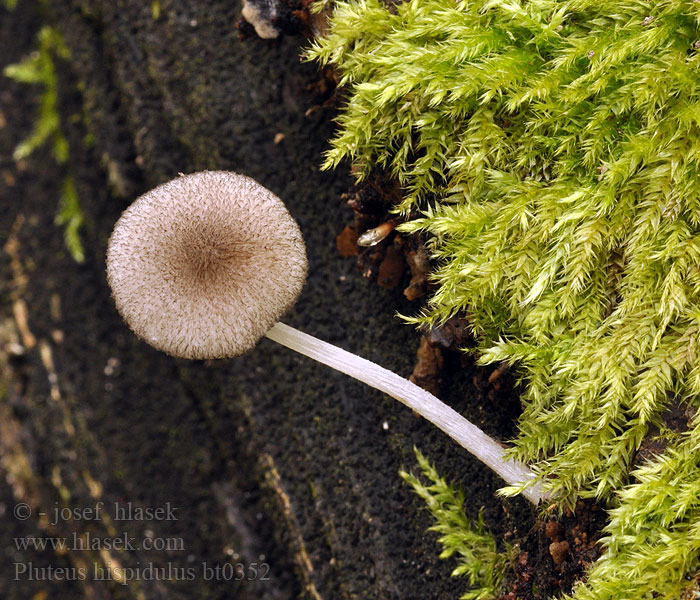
{"left": 106, "top": 171, "right": 307, "bottom": 359}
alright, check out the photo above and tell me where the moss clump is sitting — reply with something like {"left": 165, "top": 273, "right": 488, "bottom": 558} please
{"left": 310, "top": 0, "right": 700, "bottom": 596}
{"left": 5, "top": 26, "right": 84, "bottom": 263}
{"left": 309, "top": 0, "right": 700, "bottom": 502}
{"left": 401, "top": 448, "right": 513, "bottom": 600}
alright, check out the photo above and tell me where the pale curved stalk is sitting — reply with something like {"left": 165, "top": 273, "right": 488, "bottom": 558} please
{"left": 265, "top": 322, "right": 548, "bottom": 505}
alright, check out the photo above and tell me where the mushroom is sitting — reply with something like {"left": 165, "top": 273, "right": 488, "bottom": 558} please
{"left": 107, "top": 171, "right": 306, "bottom": 359}
{"left": 106, "top": 171, "right": 547, "bottom": 505}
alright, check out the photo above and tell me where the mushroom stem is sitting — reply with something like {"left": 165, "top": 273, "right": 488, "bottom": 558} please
{"left": 265, "top": 322, "right": 548, "bottom": 505}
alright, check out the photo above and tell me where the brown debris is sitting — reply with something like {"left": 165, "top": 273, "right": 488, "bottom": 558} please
{"left": 487, "top": 361, "right": 509, "bottom": 386}
{"left": 377, "top": 244, "right": 404, "bottom": 289}
{"left": 336, "top": 225, "right": 359, "bottom": 257}
{"left": 12, "top": 299, "right": 36, "bottom": 350}
{"left": 4, "top": 215, "right": 36, "bottom": 350}
{"left": 344, "top": 176, "right": 399, "bottom": 217}
{"left": 425, "top": 316, "right": 472, "bottom": 351}
{"left": 357, "top": 221, "right": 396, "bottom": 247}
{"left": 409, "top": 336, "right": 444, "bottom": 396}
{"left": 260, "top": 453, "right": 322, "bottom": 600}
{"left": 403, "top": 245, "right": 430, "bottom": 301}
{"left": 305, "top": 65, "right": 338, "bottom": 106}
{"left": 4, "top": 214, "right": 29, "bottom": 294}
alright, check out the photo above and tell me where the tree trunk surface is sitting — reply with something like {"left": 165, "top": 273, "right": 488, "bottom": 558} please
{"left": 0, "top": 1, "right": 534, "bottom": 598}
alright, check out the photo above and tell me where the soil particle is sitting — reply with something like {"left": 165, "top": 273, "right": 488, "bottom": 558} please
{"left": 235, "top": 0, "right": 305, "bottom": 39}
{"left": 344, "top": 176, "right": 399, "bottom": 217}
{"left": 549, "top": 540, "right": 570, "bottom": 566}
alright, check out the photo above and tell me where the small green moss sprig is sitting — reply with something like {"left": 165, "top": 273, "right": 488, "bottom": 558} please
{"left": 4, "top": 26, "right": 85, "bottom": 263}
{"left": 56, "top": 175, "right": 85, "bottom": 263}
{"left": 4, "top": 27, "right": 69, "bottom": 163}
{"left": 400, "top": 448, "right": 513, "bottom": 600}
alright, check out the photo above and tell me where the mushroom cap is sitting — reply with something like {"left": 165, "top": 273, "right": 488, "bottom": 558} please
{"left": 106, "top": 171, "right": 308, "bottom": 359}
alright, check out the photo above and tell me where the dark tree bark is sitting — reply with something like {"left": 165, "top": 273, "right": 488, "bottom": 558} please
{"left": 0, "top": 1, "right": 535, "bottom": 598}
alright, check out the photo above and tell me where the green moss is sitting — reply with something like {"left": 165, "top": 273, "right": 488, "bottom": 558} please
{"left": 566, "top": 426, "right": 700, "bottom": 599}
{"left": 5, "top": 26, "right": 85, "bottom": 263}
{"left": 310, "top": 0, "right": 700, "bottom": 502}
{"left": 400, "top": 448, "right": 513, "bottom": 600}
{"left": 311, "top": 0, "right": 700, "bottom": 596}
{"left": 5, "top": 27, "right": 69, "bottom": 161}
{"left": 55, "top": 176, "right": 85, "bottom": 263}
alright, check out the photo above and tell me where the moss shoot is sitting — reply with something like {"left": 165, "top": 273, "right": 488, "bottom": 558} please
{"left": 4, "top": 25, "right": 84, "bottom": 263}
{"left": 401, "top": 448, "right": 513, "bottom": 600}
